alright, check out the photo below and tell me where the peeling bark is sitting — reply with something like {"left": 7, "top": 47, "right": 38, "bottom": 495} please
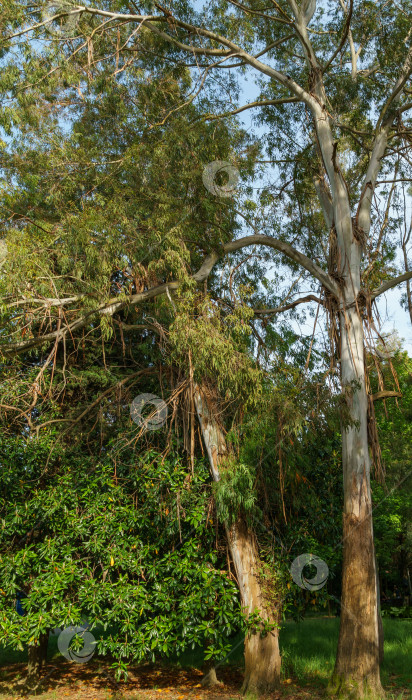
{"left": 194, "top": 385, "right": 281, "bottom": 697}
{"left": 331, "top": 303, "right": 384, "bottom": 698}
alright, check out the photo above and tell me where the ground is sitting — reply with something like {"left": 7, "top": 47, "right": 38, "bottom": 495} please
{"left": 0, "top": 619, "right": 410, "bottom": 699}
{"left": 0, "top": 660, "right": 326, "bottom": 700}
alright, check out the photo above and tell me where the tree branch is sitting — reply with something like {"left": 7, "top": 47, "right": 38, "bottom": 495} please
{"left": 254, "top": 294, "right": 323, "bottom": 315}
{"left": 370, "top": 390, "right": 402, "bottom": 402}
{"left": 370, "top": 270, "right": 412, "bottom": 300}
{"left": 198, "top": 97, "right": 300, "bottom": 122}
{"left": 323, "top": 0, "right": 353, "bottom": 73}
{"left": 4, "top": 295, "right": 85, "bottom": 310}
{"left": 357, "top": 44, "right": 412, "bottom": 236}
{"left": 224, "top": 235, "right": 338, "bottom": 295}
{"left": 0, "top": 234, "right": 337, "bottom": 355}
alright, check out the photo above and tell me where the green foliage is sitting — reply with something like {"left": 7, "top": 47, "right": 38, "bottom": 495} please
{"left": 213, "top": 458, "right": 257, "bottom": 526}
{"left": 168, "top": 292, "right": 263, "bottom": 408}
{"left": 1, "top": 0, "right": 411, "bottom": 687}
{"left": 0, "top": 440, "right": 242, "bottom": 676}
{"left": 371, "top": 351, "right": 412, "bottom": 603}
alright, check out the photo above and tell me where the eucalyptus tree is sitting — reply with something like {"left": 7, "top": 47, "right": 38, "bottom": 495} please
{"left": 2, "top": 0, "right": 412, "bottom": 697}
{"left": 0, "top": 68, "right": 251, "bottom": 683}
{"left": 0, "top": 17, "right": 266, "bottom": 691}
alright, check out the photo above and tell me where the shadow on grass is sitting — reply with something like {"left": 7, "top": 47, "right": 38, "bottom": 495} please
{"left": 279, "top": 617, "right": 412, "bottom": 695}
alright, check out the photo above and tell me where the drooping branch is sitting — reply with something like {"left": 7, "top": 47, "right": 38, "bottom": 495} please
{"left": 225, "top": 236, "right": 337, "bottom": 294}
{"left": 0, "top": 235, "right": 337, "bottom": 355}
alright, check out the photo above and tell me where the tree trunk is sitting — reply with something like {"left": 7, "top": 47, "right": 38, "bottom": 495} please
{"left": 201, "top": 639, "right": 221, "bottom": 688}
{"left": 201, "top": 663, "right": 220, "bottom": 688}
{"left": 194, "top": 385, "right": 281, "bottom": 697}
{"left": 376, "top": 555, "right": 384, "bottom": 666}
{"left": 331, "top": 304, "right": 384, "bottom": 698}
{"left": 27, "top": 632, "right": 49, "bottom": 684}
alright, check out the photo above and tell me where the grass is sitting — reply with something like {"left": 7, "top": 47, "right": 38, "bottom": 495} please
{"left": 279, "top": 617, "right": 412, "bottom": 692}
{"left": 0, "top": 618, "right": 410, "bottom": 698}
{"left": 170, "top": 617, "right": 411, "bottom": 693}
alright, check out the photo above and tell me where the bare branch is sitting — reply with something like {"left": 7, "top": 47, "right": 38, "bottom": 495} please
{"left": 199, "top": 97, "right": 300, "bottom": 122}
{"left": 356, "top": 44, "right": 412, "bottom": 236}
{"left": 323, "top": 0, "right": 353, "bottom": 73}
{"left": 370, "top": 270, "right": 412, "bottom": 300}
{"left": 254, "top": 294, "right": 324, "bottom": 315}
{"left": 225, "top": 235, "right": 337, "bottom": 293}
{"left": 227, "top": 0, "right": 292, "bottom": 24}
{"left": 370, "top": 390, "right": 402, "bottom": 401}
{"left": 4, "top": 295, "right": 85, "bottom": 310}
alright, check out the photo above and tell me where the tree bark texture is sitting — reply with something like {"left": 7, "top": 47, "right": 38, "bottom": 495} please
{"left": 331, "top": 300, "right": 384, "bottom": 698}
{"left": 27, "top": 632, "right": 49, "bottom": 684}
{"left": 194, "top": 385, "right": 281, "bottom": 697}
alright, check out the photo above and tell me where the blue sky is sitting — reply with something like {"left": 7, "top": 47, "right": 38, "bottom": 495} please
{"left": 228, "top": 68, "right": 412, "bottom": 356}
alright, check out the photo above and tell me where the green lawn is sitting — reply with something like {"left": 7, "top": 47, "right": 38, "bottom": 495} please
{"left": 279, "top": 617, "right": 412, "bottom": 692}
{"left": 173, "top": 617, "right": 411, "bottom": 695}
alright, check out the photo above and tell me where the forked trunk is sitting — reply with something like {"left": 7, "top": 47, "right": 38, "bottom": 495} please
{"left": 194, "top": 385, "right": 281, "bottom": 697}
{"left": 331, "top": 304, "right": 384, "bottom": 698}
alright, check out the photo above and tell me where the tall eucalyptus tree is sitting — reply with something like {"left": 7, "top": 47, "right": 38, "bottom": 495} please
{"left": 2, "top": 0, "right": 412, "bottom": 696}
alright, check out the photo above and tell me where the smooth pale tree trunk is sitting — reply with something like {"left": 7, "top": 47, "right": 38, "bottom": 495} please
{"left": 331, "top": 298, "right": 384, "bottom": 697}
{"left": 27, "top": 632, "right": 49, "bottom": 684}
{"left": 194, "top": 385, "right": 281, "bottom": 697}
{"left": 313, "top": 69, "right": 391, "bottom": 687}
